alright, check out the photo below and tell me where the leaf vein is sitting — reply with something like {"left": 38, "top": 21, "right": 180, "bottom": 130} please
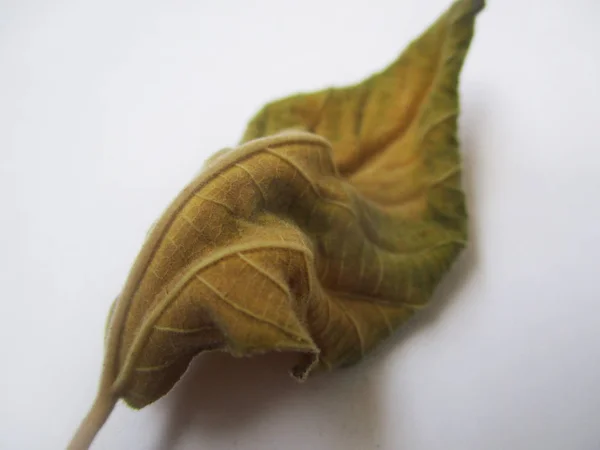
{"left": 196, "top": 274, "right": 309, "bottom": 344}
{"left": 135, "top": 360, "right": 177, "bottom": 373}
{"left": 194, "top": 193, "right": 236, "bottom": 215}
{"left": 375, "top": 304, "right": 393, "bottom": 336}
{"left": 335, "top": 299, "right": 365, "bottom": 357}
{"left": 237, "top": 253, "right": 292, "bottom": 299}
{"left": 154, "top": 325, "right": 213, "bottom": 334}
{"left": 235, "top": 162, "right": 268, "bottom": 205}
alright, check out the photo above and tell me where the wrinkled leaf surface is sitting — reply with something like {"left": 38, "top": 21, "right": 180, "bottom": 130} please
{"left": 68, "top": 1, "right": 483, "bottom": 448}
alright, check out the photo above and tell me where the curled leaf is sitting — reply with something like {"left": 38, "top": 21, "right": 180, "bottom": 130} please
{"left": 68, "top": 1, "right": 483, "bottom": 448}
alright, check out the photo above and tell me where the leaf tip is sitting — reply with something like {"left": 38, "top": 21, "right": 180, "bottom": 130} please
{"left": 471, "top": 0, "right": 485, "bottom": 14}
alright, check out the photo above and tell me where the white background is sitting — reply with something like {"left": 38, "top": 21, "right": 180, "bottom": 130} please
{"left": 1, "top": 1, "right": 599, "bottom": 449}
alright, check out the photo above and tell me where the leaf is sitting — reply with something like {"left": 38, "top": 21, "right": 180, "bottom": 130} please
{"left": 68, "top": 1, "right": 484, "bottom": 448}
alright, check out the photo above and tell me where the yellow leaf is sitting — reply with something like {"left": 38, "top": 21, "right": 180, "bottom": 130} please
{"left": 68, "top": 1, "right": 484, "bottom": 449}
{"left": 243, "top": 0, "right": 483, "bottom": 227}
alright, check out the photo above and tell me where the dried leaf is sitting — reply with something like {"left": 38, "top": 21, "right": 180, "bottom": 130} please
{"left": 68, "top": 1, "right": 484, "bottom": 448}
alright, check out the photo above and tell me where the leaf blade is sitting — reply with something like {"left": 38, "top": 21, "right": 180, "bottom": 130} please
{"left": 69, "top": 3, "right": 484, "bottom": 448}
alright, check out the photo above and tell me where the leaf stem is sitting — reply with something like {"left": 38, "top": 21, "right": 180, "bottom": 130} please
{"left": 67, "top": 390, "right": 117, "bottom": 450}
